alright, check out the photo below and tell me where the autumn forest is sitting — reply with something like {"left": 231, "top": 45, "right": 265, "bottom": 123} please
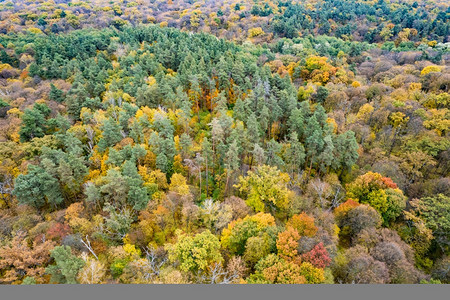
{"left": 0, "top": 0, "right": 448, "bottom": 285}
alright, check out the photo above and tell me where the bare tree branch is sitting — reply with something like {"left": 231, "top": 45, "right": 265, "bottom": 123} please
{"left": 80, "top": 235, "right": 98, "bottom": 260}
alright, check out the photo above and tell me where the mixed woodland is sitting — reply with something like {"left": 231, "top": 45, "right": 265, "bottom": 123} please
{"left": 0, "top": 0, "right": 449, "bottom": 284}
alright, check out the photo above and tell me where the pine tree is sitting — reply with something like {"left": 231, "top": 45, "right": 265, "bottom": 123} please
{"left": 213, "top": 91, "right": 228, "bottom": 114}
{"left": 122, "top": 160, "right": 148, "bottom": 210}
{"left": 66, "top": 72, "right": 89, "bottom": 120}
{"left": 259, "top": 105, "right": 270, "bottom": 138}
{"left": 156, "top": 152, "right": 169, "bottom": 174}
{"left": 233, "top": 97, "right": 248, "bottom": 121}
{"left": 333, "top": 131, "right": 359, "bottom": 172}
{"left": 252, "top": 144, "right": 266, "bottom": 167}
{"left": 266, "top": 139, "right": 284, "bottom": 168}
{"left": 286, "top": 132, "right": 306, "bottom": 176}
{"left": 246, "top": 113, "right": 261, "bottom": 145}
{"left": 19, "top": 103, "right": 51, "bottom": 142}
{"left": 224, "top": 140, "right": 240, "bottom": 195}
{"left": 46, "top": 246, "right": 85, "bottom": 284}
{"left": 202, "top": 137, "right": 213, "bottom": 196}
{"left": 180, "top": 133, "right": 193, "bottom": 159}
{"left": 288, "top": 108, "right": 306, "bottom": 139}
{"left": 13, "top": 165, "right": 63, "bottom": 209}
{"left": 97, "top": 118, "right": 123, "bottom": 152}
{"left": 318, "top": 135, "right": 335, "bottom": 173}
{"left": 49, "top": 83, "right": 65, "bottom": 103}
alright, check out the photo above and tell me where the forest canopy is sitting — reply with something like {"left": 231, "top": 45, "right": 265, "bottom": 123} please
{"left": 0, "top": 0, "right": 448, "bottom": 285}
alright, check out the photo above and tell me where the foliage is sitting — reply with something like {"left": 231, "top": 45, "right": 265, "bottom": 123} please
{"left": 45, "top": 246, "right": 85, "bottom": 284}
{"left": 347, "top": 172, "right": 406, "bottom": 224}
{"left": 410, "top": 194, "right": 450, "bottom": 253}
{"left": 286, "top": 213, "right": 318, "bottom": 237}
{"left": 0, "top": 0, "right": 447, "bottom": 285}
{"left": 166, "top": 230, "right": 223, "bottom": 273}
{"left": 235, "top": 165, "right": 293, "bottom": 213}
{"left": 0, "top": 232, "right": 55, "bottom": 284}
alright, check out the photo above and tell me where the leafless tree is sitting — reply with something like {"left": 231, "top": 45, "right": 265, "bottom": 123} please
{"left": 185, "top": 153, "right": 204, "bottom": 195}
{"left": 138, "top": 246, "right": 168, "bottom": 281}
{"left": 85, "top": 126, "right": 95, "bottom": 152}
{"left": 0, "top": 174, "right": 14, "bottom": 208}
{"left": 310, "top": 178, "right": 332, "bottom": 211}
{"left": 80, "top": 235, "right": 98, "bottom": 260}
{"left": 330, "top": 185, "right": 344, "bottom": 211}
{"left": 198, "top": 262, "right": 240, "bottom": 284}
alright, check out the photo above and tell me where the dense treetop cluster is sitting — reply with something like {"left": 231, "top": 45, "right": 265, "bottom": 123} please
{"left": 0, "top": 0, "right": 449, "bottom": 45}
{"left": 0, "top": 0, "right": 448, "bottom": 285}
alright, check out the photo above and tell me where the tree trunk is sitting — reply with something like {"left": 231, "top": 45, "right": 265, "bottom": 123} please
{"left": 205, "top": 158, "right": 209, "bottom": 196}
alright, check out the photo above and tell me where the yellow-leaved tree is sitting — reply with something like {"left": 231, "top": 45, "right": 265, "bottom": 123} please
{"left": 235, "top": 165, "right": 293, "bottom": 213}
